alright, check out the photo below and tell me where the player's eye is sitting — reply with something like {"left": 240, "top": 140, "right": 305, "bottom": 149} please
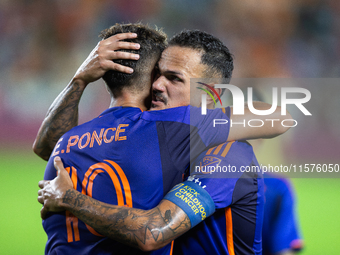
{"left": 168, "top": 75, "right": 182, "bottom": 82}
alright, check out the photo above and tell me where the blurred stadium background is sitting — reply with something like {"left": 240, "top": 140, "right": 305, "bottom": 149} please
{"left": 0, "top": 0, "right": 339, "bottom": 254}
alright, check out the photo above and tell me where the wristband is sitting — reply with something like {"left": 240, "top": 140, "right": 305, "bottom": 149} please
{"left": 164, "top": 180, "right": 215, "bottom": 228}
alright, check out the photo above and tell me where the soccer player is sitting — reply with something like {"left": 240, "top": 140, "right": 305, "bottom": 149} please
{"left": 36, "top": 24, "right": 288, "bottom": 254}
{"left": 262, "top": 173, "right": 303, "bottom": 255}
{"left": 40, "top": 138, "right": 264, "bottom": 254}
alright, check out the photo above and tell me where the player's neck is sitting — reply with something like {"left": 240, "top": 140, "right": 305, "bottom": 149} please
{"left": 207, "top": 103, "right": 215, "bottom": 110}
{"left": 109, "top": 90, "right": 150, "bottom": 111}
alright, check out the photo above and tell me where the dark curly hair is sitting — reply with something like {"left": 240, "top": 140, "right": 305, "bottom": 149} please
{"left": 100, "top": 23, "right": 167, "bottom": 97}
{"left": 169, "top": 30, "right": 234, "bottom": 82}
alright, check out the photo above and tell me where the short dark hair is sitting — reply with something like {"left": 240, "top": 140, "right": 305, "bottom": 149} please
{"left": 169, "top": 30, "right": 234, "bottom": 82}
{"left": 100, "top": 23, "right": 167, "bottom": 96}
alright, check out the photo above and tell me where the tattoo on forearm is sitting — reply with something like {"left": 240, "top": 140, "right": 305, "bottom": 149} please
{"left": 62, "top": 190, "right": 191, "bottom": 249}
{"left": 74, "top": 193, "right": 86, "bottom": 207}
{"left": 63, "top": 189, "right": 77, "bottom": 205}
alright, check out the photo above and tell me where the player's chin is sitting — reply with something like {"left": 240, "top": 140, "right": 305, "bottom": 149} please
{"left": 150, "top": 104, "right": 163, "bottom": 111}
{"left": 150, "top": 101, "right": 166, "bottom": 110}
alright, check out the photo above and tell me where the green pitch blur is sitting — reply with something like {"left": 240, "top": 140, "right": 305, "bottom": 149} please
{"left": 0, "top": 149, "right": 339, "bottom": 254}
{"left": 0, "top": 149, "right": 47, "bottom": 254}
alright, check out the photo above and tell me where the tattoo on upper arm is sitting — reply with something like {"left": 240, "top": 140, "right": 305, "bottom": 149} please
{"left": 163, "top": 210, "right": 172, "bottom": 224}
{"left": 34, "top": 81, "right": 84, "bottom": 159}
{"left": 47, "top": 82, "right": 83, "bottom": 140}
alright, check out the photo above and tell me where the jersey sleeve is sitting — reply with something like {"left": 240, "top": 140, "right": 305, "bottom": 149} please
{"left": 140, "top": 106, "right": 231, "bottom": 175}
{"left": 189, "top": 105, "right": 231, "bottom": 148}
{"left": 188, "top": 106, "right": 232, "bottom": 166}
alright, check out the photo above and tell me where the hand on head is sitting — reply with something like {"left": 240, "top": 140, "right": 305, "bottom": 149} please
{"left": 74, "top": 33, "right": 140, "bottom": 85}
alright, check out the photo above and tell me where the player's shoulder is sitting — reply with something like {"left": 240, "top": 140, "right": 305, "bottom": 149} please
{"left": 139, "top": 105, "right": 230, "bottom": 124}
{"left": 229, "top": 140, "right": 254, "bottom": 152}
{"left": 192, "top": 141, "right": 256, "bottom": 177}
{"left": 98, "top": 106, "right": 143, "bottom": 121}
{"left": 203, "top": 140, "right": 254, "bottom": 161}
{"left": 140, "top": 106, "right": 190, "bottom": 123}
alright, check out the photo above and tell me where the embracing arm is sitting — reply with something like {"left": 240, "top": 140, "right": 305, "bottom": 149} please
{"left": 32, "top": 79, "right": 86, "bottom": 160}
{"left": 228, "top": 101, "right": 293, "bottom": 141}
{"left": 59, "top": 191, "right": 189, "bottom": 251}
{"left": 33, "top": 33, "right": 140, "bottom": 160}
{"left": 38, "top": 157, "right": 194, "bottom": 251}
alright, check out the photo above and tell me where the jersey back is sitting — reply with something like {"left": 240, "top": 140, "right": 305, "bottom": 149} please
{"left": 43, "top": 106, "right": 230, "bottom": 255}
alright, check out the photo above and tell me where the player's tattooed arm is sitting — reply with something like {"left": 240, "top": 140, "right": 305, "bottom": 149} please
{"left": 64, "top": 191, "right": 189, "bottom": 251}
{"left": 38, "top": 158, "right": 191, "bottom": 251}
{"left": 33, "top": 80, "right": 85, "bottom": 160}
{"left": 33, "top": 33, "right": 140, "bottom": 161}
